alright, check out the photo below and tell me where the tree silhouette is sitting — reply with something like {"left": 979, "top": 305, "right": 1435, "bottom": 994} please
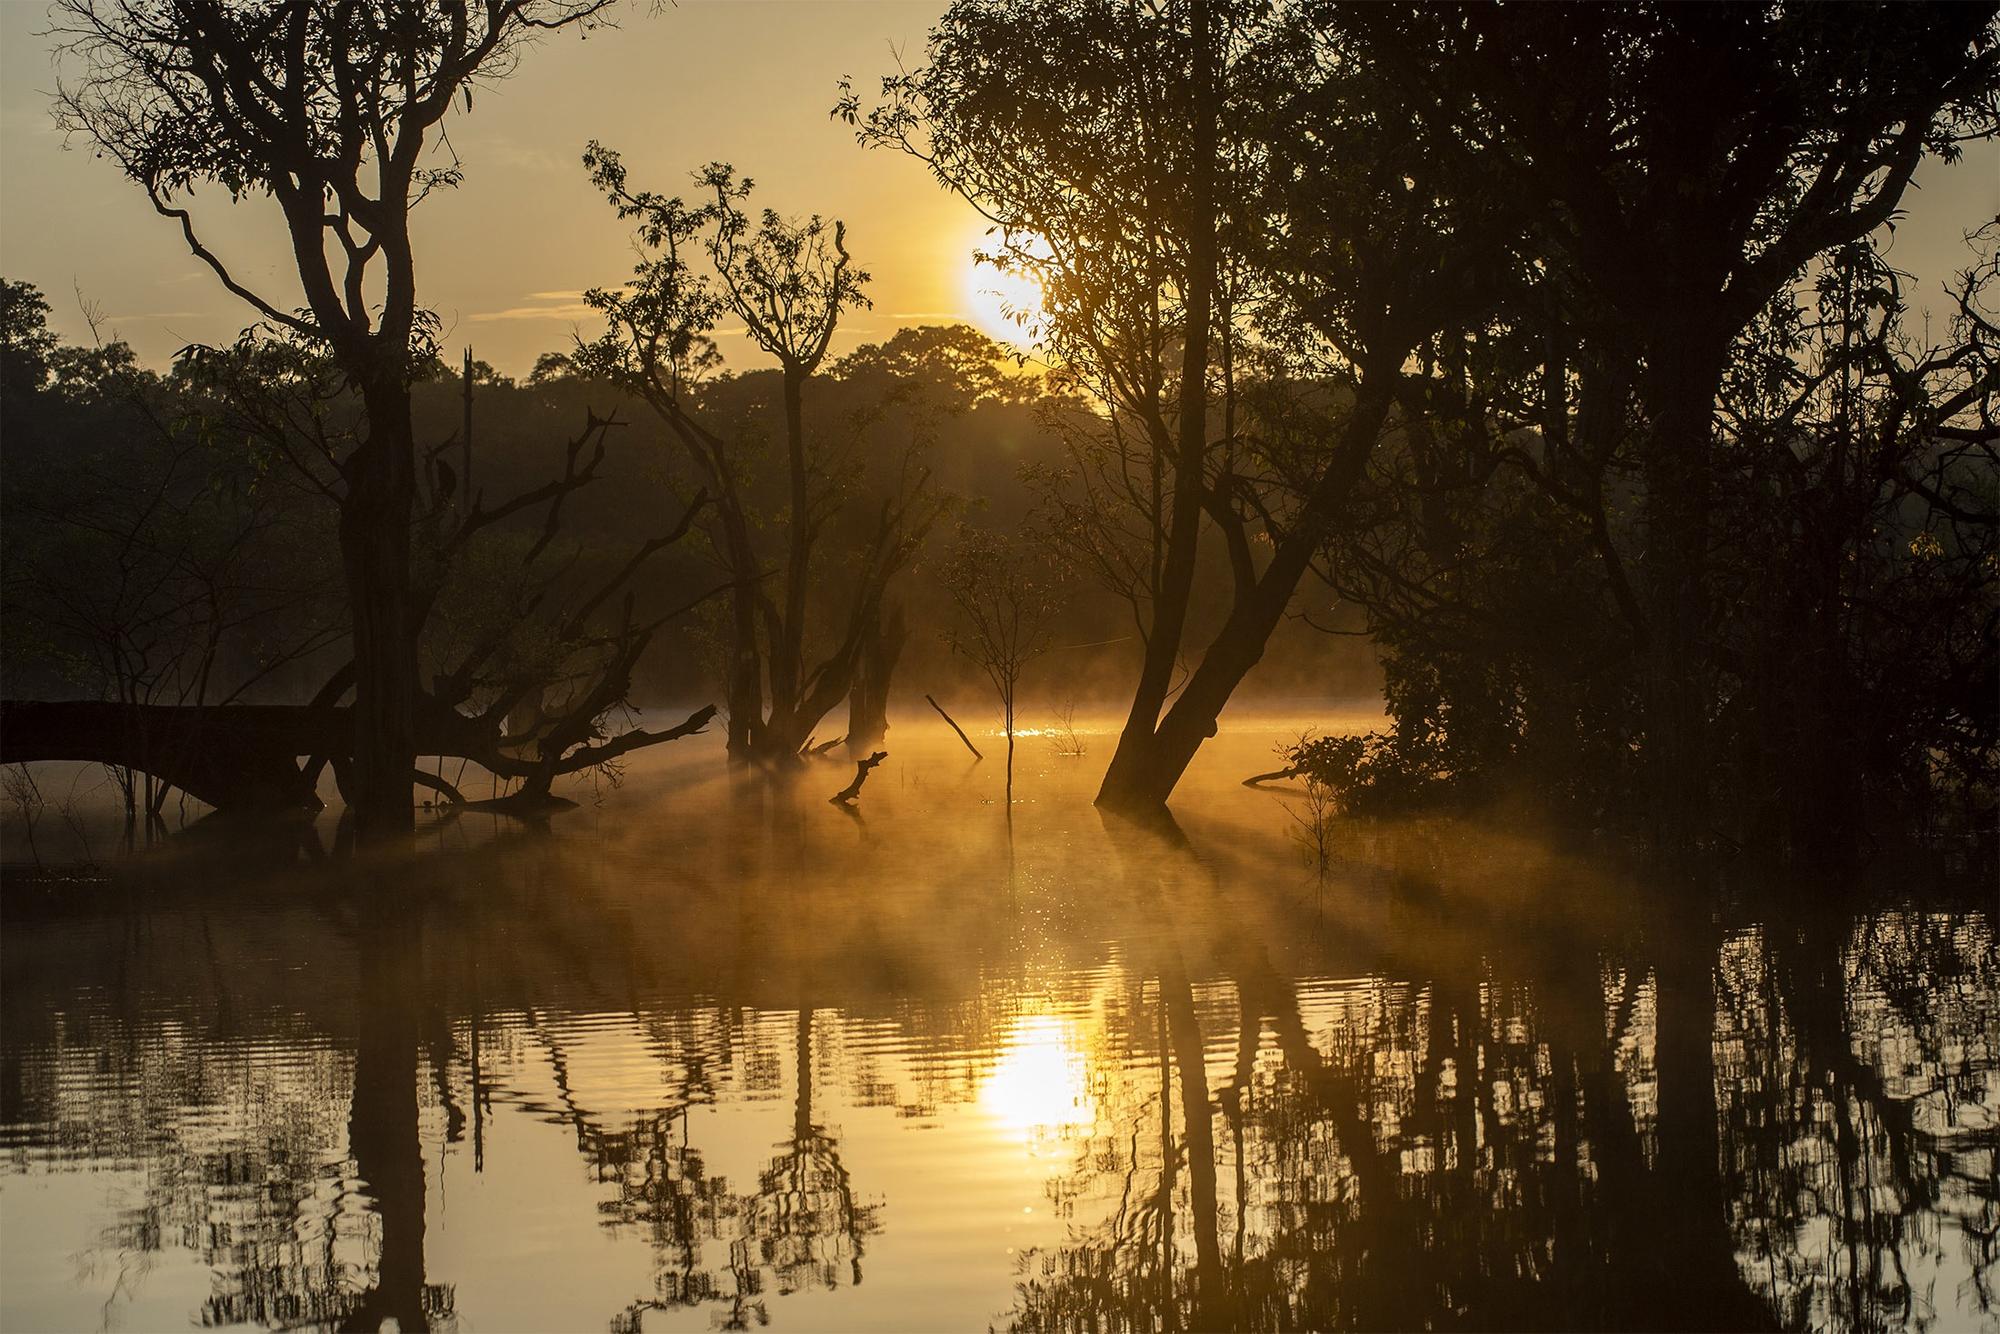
{"left": 51, "top": 0, "right": 614, "bottom": 833}
{"left": 937, "top": 525, "right": 1063, "bottom": 807}
{"left": 583, "top": 150, "right": 945, "bottom": 766}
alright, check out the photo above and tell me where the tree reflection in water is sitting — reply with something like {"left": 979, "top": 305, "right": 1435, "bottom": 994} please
{"left": 1002, "top": 824, "right": 1997, "bottom": 1334}
{"left": 0, "top": 789, "right": 1992, "bottom": 1333}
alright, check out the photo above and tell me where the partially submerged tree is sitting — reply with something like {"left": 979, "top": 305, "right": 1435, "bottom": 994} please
{"left": 583, "top": 150, "right": 945, "bottom": 766}
{"left": 937, "top": 525, "right": 1063, "bottom": 805}
{"left": 51, "top": 0, "right": 615, "bottom": 833}
{"left": 173, "top": 327, "right": 724, "bottom": 812}
{"left": 846, "top": 0, "right": 1495, "bottom": 813}
{"left": 1333, "top": 0, "right": 2000, "bottom": 856}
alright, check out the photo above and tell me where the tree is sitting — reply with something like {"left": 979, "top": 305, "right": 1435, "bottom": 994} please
{"left": 582, "top": 150, "right": 945, "bottom": 765}
{"left": 1335, "top": 0, "right": 2000, "bottom": 856}
{"left": 52, "top": 0, "right": 614, "bottom": 834}
{"left": 937, "top": 525, "right": 1062, "bottom": 806}
{"left": 0, "top": 279, "right": 60, "bottom": 403}
{"left": 175, "top": 325, "right": 723, "bottom": 812}
{"left": 846, "top": 0, "right": 1498, "bottom": 813}
{"left": 831, "top": 323, "right": 1026, "bottom": 753}
{"left": 844, "top": 0, "right": 1232, "bottom": 812}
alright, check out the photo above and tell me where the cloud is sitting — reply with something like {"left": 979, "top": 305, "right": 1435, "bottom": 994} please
{"left": 469, "top": 296, "right": 595, "bottom": 322}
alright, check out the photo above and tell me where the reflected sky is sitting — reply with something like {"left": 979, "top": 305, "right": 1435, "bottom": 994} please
{"left": 2, "top": 724, "right": 1995, "bottom": 1332}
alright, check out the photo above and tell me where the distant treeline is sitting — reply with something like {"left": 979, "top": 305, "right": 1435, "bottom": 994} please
{"left": 0, "top": 291, "right": 1369, "bottom": 729}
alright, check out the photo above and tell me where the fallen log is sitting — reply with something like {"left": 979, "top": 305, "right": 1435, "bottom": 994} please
{"left": 0, "top": 700, "right": 342, "bottom": 813}
{"left": 0, "top": 698, "right": 714, "bottom": 816}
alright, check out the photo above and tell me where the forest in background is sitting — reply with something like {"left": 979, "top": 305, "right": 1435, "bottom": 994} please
{"left": 0, "top": 298, "right": 1373, "bottom": 724}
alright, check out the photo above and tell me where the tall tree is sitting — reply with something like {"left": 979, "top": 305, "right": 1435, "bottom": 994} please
{"left": 52, "top": 0, "right": 614, "bottom": 833}
{"left": 1338, "top": 0, "right": 2000, "bottom": 857}
{"left": 846, "top": 0, "right": 1496, "bottom": 812}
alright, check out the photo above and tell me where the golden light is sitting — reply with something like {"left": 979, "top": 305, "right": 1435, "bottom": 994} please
{"left": 978, "top": 1013, "right": 1095, "bottom": 1142}
{"left": 964, "top": 241, "right": 1048, "bottom": 348}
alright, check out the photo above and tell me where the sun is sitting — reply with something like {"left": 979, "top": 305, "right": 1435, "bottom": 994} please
{"left": 965, "top": 243, "right": 1048, "bottom": 348}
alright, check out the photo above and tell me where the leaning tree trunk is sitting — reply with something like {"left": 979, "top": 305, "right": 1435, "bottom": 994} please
{"left": 1095, "top": 0, "right": 1218, "bottom": 811}
{"left": 341, "top": 377, "right": 421, "bottom": 837}
{"left": 1096, "top": 380, "right": 1395, "bottom": 814}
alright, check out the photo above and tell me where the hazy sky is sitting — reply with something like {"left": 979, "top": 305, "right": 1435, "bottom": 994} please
{"left": 2, "top": 0, "right": 1995, "bottom": 378}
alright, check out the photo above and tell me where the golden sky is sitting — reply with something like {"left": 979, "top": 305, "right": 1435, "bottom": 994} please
{"left": 0, "top": 0, "right": 995, "bottom": 377}
{"left": 1, "top": 0, "right": 1994, "bottom": 378}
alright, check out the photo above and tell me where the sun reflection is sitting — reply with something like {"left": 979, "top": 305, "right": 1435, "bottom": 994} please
{"left": 978, "top": 1013, "right": 1095, "bottom": 1142}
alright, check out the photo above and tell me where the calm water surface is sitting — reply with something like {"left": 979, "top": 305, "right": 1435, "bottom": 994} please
{"left": 2, "top": 723, "right": 1994, "bottom": 1332}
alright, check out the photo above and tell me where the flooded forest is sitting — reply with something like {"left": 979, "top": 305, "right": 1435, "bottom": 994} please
{"left": 1, "top": 2, "right": 1996, "bottom": 1332}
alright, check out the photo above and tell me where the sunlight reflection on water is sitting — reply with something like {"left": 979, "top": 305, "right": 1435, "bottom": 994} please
{"left": 979, "top": 1013, "right": 1098, "bottom": 1144}
{"left": 1, "top": 715, "right": 1995, "bottom": 1332}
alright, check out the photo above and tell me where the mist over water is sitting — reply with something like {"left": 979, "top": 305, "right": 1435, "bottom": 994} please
{"left": 2, "top": 718, "right": 1994, "bottom": 1332}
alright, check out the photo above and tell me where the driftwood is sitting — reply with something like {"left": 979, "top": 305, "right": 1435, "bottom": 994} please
{"left": 1243, "top": 765, "right": 1303, "bottom": 787}
{"left": 831, "top": 750, "right": 888, "bottom": 804}
{"left": 462, "top": 789, "right": 580, "bottom": 815}
{"left": 924, "top": 694, "right": 983, "bottom": 760}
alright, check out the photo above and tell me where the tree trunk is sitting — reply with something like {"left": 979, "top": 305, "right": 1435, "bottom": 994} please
{"left": 847, "top": 601, "right": 905, "bottom": 755}
{"left": 1096, "top": 381, "right": 1394, "bottom": 813}
{"left": 1096, "top": 0, "right": 1218, "bottom": 807}
{"left": 0, "top": 700, "right": 341, "bottom": 812}
{"left": 774, "top": 368, "right": 811, "bottom": 723}
{"left": 1637, "top": 331, "right": 1727, "bottom": 864}
{"left": 341, "top": 379, "right": 420, "bottom": 836}
{"left": 1004, "top": 695, "right": 1016, "bottom": 807}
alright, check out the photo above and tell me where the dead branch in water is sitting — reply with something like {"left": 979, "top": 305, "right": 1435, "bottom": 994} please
{"left": 1243, "top": 766, "right": 1302, "bottom": 787}
{"left": 831, "top": 751, "right": 888, "bottom": 804}
{"left": 414, "top": 768, "right": 468, "bottom": 808}
{"left": 925, "top": 694, "right": 983, "bottom": 759}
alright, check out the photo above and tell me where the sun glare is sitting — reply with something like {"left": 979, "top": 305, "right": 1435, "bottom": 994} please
{"left": 965, "top": 244, "right": 1048, "bottom": 348}
{"left": 978, "top": 1013, "right": 1095, "bottom": 1142}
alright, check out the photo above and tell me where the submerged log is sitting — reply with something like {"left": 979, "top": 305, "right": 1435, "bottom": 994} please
{"left": 0, "top": 698, "right": 713, "bottom": 816}
{"left": 0, "top": 700, "right": 341, "bottom": 813}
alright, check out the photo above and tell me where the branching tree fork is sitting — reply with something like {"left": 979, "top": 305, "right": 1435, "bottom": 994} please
{"left": 51, "top": 0, "right": 617, "bottom": 832}
{"left": 583, "top": 148, "right": 946, "bottom": 767}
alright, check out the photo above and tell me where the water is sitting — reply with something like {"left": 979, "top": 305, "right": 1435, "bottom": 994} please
{"left": 2, "top": 723, "right": 1995, "bottom": 1332}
